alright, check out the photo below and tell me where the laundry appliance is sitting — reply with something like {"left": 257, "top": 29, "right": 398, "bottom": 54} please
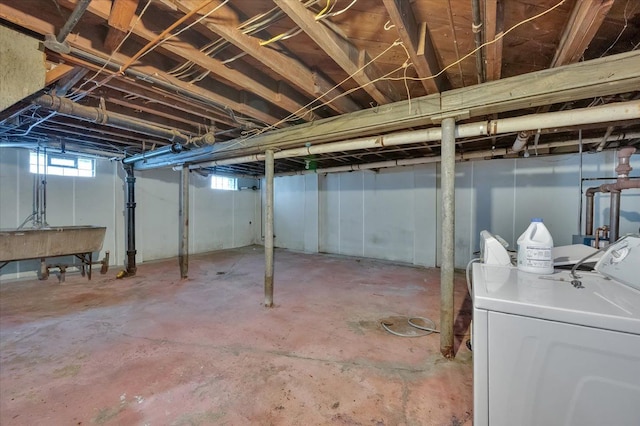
{"left": 472, "top": 237, "right": 640, "bottom": 426}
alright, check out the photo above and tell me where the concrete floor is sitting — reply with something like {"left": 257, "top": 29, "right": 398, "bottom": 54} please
{"left": 0, "top": 246, "right": 473, "bottom": 425}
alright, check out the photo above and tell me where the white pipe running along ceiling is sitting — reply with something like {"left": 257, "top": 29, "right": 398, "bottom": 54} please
{"left": 189, "top": 100, "right": 640, "bottom": 171}
{"left": 273, "top": 132, "right": 640, "bottom": 176}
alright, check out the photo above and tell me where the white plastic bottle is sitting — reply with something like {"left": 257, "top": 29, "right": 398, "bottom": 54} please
{"left": 517, "top": 218, "right": 554, "bottom": 274}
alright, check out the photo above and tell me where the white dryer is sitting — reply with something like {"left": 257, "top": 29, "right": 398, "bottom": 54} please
{"left": 472, "top": 264, "right": 640, "bottom": 426}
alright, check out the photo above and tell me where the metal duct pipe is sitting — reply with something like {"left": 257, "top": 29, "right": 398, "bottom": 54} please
{"left": 471, "top": 0, "right": 485, "bottom": 83}
{"left": 33, "top": 94, "right": 214, "bottom": 146}
{"left": 43, "top": 0, "right": 92, "bottom": 54}
{"left": 152, "top": 100, "right": 640, "bottom": 171}
{"left": 123, "top": 143, "right": 184, "bottom": 165}
{"left": 0, "top": 142, "right": 126, "bottom": 159}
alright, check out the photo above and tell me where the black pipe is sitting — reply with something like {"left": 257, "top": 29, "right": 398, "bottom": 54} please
{"left": 122, "top": 164, "right": 137, "bottom": 277}
{"left": 471, "top": 0, "right": 485, "bottom": 83}
{"left": 57, "top": 0, "right": 92, "bottom": 42}
{"left": 43, "top": 0, "right": 92, "bottom": 54}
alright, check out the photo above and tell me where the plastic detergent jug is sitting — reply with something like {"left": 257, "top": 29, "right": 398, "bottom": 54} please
{"left": 517, "top": 218, "right": 554, "bottom": 274}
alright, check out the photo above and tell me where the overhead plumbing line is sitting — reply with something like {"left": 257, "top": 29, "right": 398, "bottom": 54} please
{"left": 272, "top": 133, "right": 640, "bottom": 176}
{"left": 172, "top": 100, "right": 640, "bottom": 172}
{"left": 33, "top": 94, "right": 215, "bottom": 149}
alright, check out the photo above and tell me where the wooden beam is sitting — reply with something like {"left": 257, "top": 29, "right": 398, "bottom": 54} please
{"left": 39, "top": 117, "right": 171, "bottom": 147}
{"left": 0, "top": 0, "right": 285, "bottom": 126}
{"left": 56, "top": 0, "right": 318, "bottom": 121}
{"left": 551, "top": 0, "right": 614, "bottom": 67}
{"left": 209, "top": 51, "right": 640, "bottom": 153}
{"left": 104, "top": 0, "right": 139, "bottom": 51}
{"left": 45, "top": 63, "right": 75, "bottom": 85}
{"left": 274, "top": 0, "right": 401, "bottom": 105}
{"left": 86, "top": 89, "right": 210, "bottom": 133}
{"left": 483, "top": 0, "right": 504, "bottom": 81}
{"left": 45, "top": 51, "right": 239, "bottom": 128}
{"left": 382, "top": 0, "right": 450, "bottom": 94}
{"left": 103, "top": 80, "right": 236, "bottom": 127}
{"left": 137, "top": 50, "right": 640, "bottom": 169}
{"left": 171, "top": 0, "right": 360, "bottom": 115}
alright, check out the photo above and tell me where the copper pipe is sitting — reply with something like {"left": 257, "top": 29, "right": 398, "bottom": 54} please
{"left": 584, "top": 147, "right": 638, "bottom": 238}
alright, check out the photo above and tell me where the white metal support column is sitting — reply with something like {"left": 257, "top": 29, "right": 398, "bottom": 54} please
{"left": 179, "top": 165, "right": 189, "bottom": 279}
{"left": 265, "top": 149, "right": 275, "bottom": 307}
{"left": 440, "top": 117, "right": 456, "bottom": 358}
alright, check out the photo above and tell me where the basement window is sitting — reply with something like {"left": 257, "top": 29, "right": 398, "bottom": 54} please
{"left": 29, "top": 152, "right": 95, "bottom": 177}
{"left": 210, "top": 175, "right": 237, "bottom": 191}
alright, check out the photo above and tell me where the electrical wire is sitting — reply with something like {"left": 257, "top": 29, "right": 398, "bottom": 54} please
{"left": 315, "top": 0, "right": 333, "bottom": 21}
{"left": 378, "top": 0, "right": 567, "bottom": 86}
{"left": 234, "top": 39, "right": 405, "bottom": 142}
{"left": 69, "top": 0, "right": 154, "bottom": 100}
{"left": 381, "top": 316, "right": 439, "bottom": 338}
{"left": 242, "top": 0, "right": 567, "bottom": 140}
{"left": 600, "top": 0, "right": 636, "bottom": 58}
{"left": 259, "top": 27, "right": 304, "bottom": 46}
{"left": 324, "top": 0, "right": 357, "bottom": 18}
{"left": 466, "top": 258, "right": 481, "bottom": 297}
{"left": 58, "top": 0, "right": 568, "bottom": 153}
{"left": 260, "top": 0, "right": 356, "bottom": 48}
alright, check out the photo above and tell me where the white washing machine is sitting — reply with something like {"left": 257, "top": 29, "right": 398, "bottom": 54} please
{"left": 472, "top": 263, "right": 640, "bottom": 426}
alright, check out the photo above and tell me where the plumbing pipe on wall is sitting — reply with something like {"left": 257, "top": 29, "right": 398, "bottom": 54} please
{"left": 585, "top": 147, "right": 639, "bottom": 242}
{"left": 119, "top": 164, "right": 137, "bottom": 278}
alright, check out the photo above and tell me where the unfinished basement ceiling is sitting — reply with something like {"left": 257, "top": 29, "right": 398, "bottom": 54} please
{"left": 1, "top": 0, "right": 640, "bottom": 175}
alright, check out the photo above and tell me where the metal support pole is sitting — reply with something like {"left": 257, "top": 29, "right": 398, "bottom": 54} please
{"left": 179, "top": 165, "right": 190, "bottom": 279}
{"left": 120, "top": 164, "right": 137, "bottom": 277}
{"left": 264, "top": 149, "right": 275, "bottom": 307}
{"left": 440, "top": 117, "right": 456, "bottom": 359}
